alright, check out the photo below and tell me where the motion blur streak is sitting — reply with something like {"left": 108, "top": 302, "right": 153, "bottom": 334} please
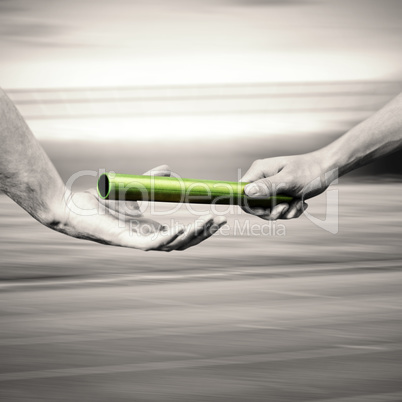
{"left": 1, "top": 0, "right": 402, "bottom": 400}
{"left": 0, "top": 182, "right": 402, "bottom": 400}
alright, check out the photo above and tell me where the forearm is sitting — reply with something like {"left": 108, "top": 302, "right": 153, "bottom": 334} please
{"left": 317, "top": 93, "right": 402, "bottom": 178}
{"left": 0, "top": 89, "right": 67, "bottom": 226}
{"left": 242, "top": 93, "right": 402, "bottom": 220}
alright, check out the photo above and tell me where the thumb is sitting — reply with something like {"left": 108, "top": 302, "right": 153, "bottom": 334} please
{"left": 244, "top": 173, "right": 290, "bottom": 198}
{"left": 241, "top": 158, "right": 282, "bottom": 182}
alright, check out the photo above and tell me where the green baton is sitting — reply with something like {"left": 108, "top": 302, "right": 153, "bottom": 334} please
{"left": 97, "top": 173, "right": 292, "bottom": 208}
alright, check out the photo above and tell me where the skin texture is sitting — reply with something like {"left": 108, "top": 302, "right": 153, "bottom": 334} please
{"left": 0, "top": 88, "right": 226, "bottom": 251}
{"left": 242, "top": 92, "right": 402, "bottom": 220}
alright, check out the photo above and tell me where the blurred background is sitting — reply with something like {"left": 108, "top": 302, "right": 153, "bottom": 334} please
{"left": 1, "top": 0, "right": 402, "bottom": 401}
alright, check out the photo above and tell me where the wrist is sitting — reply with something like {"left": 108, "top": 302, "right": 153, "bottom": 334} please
{"left": 312, "top": 144, "right": 342, "bottom": 184}
{"left": 39, "top": 187, "right": 72, "bottom": 231}
{"left": 310, "top": 146, "right": 333, "bottom": 174}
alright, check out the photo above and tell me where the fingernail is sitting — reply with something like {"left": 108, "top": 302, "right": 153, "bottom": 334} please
{"left": 245, "top": 183, "right": 260, "bottom": 197}
{"left": 209, "top": 224, "right": 220, "bottom": 233}
{"left": 216, "top": 216, "right": 227, "bottom": 225}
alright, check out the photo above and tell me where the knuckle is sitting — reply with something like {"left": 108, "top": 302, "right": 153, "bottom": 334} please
{"left": 252, "top": 159, "right": 263, "bottom": 168}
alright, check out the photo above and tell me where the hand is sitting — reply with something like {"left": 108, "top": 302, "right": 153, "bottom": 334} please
{"left": 53, "top": 165, "right": 227, "bottom": 251}
{"left": 241, "top": 152, "right": 332, "bottom": 220}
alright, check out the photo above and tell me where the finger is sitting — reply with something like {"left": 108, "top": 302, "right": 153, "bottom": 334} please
{"left": 127, "top": 225, "right": 184, "bottom": 251}
{"left": 161, "top": 215, "right": 215, "bottom": 251}
{"left": 88, "top": 185, "right": 143, "bottom": 217}
{"left": 106, "top": 199, "right": 142, "bottom": 217}
{"left": 296, "top": 202, "right": 308, "bottom": 218}
{"left": 282, "top": 200, "right": 304, "bottom": 219}
{"left": 257, "top": 203, "right": 289, "bottom": 221}
{"left": 143, "top": 164, "right": 171, "bottom": 177}
{"left": 240, "top": 159, "right": 281, "bottom": 182}
{"left": 243, "top": 173, "right": 288, "bottom": 198}
{"left": 240, "top": 206, "right": 270, "bottom": 217}
{"left": 177, "top": 216, "right": 227, "bottom": 251}
{"left": 241, "top": 162, "right": 264, "bottom": 183}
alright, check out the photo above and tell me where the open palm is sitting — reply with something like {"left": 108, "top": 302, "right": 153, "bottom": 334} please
{"left": 60, "top": 165, "right": 226, "bottom": 251}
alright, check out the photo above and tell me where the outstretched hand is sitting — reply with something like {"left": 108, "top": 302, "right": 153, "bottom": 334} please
{"left": 241, "top": 152, "right": 333, "bottom": 220}
{"left": 56, "top": 165, "right": 227, "bottom": 251}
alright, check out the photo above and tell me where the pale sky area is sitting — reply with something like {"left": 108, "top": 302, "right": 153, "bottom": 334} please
{"left": 1, "top": 0, "right": 402, "bottom": 88}
{"left": 1, "top": 0, "right": 401, "bottom": 144}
